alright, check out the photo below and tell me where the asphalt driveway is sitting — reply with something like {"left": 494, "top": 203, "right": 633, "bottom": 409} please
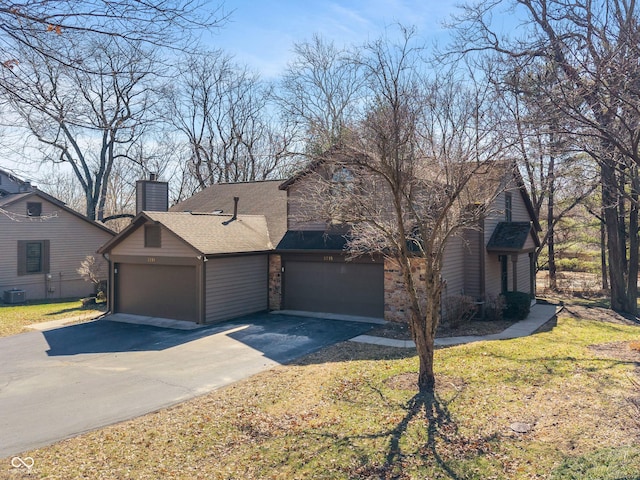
{"left": 0, "top": 313, "right": 374, "bottom": 458}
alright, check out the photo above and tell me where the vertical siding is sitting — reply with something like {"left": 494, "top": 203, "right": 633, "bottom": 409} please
{"left": 111, "top": 224, "right": 195, "bottom": 257}
{"left": 0, "top": 198, "right": 113, "bottom": 300}
{"left": 205, "top": 255, "right": 268, "bottom": 323}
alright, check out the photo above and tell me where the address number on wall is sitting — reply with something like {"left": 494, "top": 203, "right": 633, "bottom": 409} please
{"left": 323, "top": 256, "right": 334, "bottom": 261}
{"left": 147, "top": 257, "right": 156, "bottom": 263}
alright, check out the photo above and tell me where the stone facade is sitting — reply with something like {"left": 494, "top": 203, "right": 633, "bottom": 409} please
{"left": 268, "top": 254, "right": 282, "bottom": 310}
{"left": 383, "top": 257, "right": 428, "bottom": 323}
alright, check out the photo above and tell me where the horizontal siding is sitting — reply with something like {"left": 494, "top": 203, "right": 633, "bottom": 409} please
{"left": 111, "top": 224, "right": 195, "bottom": 257}
{"left": 0, "top": 198, "right": 113, "bottom": 300}
{"left": 205, "top": 255, "right": 268, "bottom": 323}
{"left": 463, "top": 228, "right": 482, "bottom": 298}
{"left": 287, "top": 181, "right": 326, "bottom": 231}
{"left": 485, "top": 255, "right": 502, "bottom": 299}
{"left": 516, "top": 252, "right": 532, "bottom": 294}
{"left": 441, "top": 235, "right": 466, "bottom": 297}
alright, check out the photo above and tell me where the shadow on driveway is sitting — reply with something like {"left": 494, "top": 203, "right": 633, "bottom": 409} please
{"left": 42, "top": 312, "right": 375, "bottom": 363}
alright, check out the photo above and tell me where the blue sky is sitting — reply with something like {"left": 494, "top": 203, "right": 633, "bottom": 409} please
{"left": 209, "top": 0, "right": 464, "bottom": 77}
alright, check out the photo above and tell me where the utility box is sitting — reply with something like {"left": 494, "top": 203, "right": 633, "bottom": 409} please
{"left": 4, "top": 289, "right": 26, "bottom": 304}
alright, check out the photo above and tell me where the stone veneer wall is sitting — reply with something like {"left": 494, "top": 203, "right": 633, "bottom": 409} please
{"left": 268, "top": 254, "right": 282, "bottom": 310}
{"left": 383, "top": 257, "right": 428, "bottom": 323}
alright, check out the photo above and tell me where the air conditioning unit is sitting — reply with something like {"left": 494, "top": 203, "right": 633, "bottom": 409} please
{"left": 4, "top": 289, "right": 26, "bottom": 304}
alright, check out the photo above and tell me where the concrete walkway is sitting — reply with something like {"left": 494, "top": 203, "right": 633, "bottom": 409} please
{"left": 350, "top": 303, "right": 562, "bottom": 348}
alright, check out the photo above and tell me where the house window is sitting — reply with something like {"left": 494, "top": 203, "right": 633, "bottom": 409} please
{"left": 505, "top": 193, "right": 512, "bottom": 222}
{"left": 332, "top": 166, "right": 355, "bottom": 189}
{"left": 328, "top": 166, "right": 356, "bottom": 226}
{"left": 27, "top": 202, "right": 42, "bottom": 217}
{"left": 144, "top": 224, "right": 161, "bottom": 248}
{"left": 500, "top": 255, "right": 508, "bottom": 293}
{"left": 17, "top": 240, "right": 50, "bottom": 275}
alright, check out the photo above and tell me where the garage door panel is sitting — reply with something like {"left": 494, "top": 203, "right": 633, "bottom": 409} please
{"left": 116, "top": 264, "right": 197, "bottom": 322}
{"left": 284, "top": 260, "right": 383, "bottom": 318}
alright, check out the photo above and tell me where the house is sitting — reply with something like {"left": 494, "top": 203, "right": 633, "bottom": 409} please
{"left": 0, "top": 168, "right": 114, "bottom": 302}
{"left": 97, "top": 179, "right": 286, "bottom": 323}
{"left": 98, "top": 157, "right": 540, "bottom": 324}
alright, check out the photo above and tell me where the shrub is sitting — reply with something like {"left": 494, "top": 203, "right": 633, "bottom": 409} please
{"left": 442, "top": 295, "right": 477, "bottom": 328}
{"left": 483, "top": 295, "right": 506, "bottom": 321}
{"left": 502, "top": 291, "right": 531, "bottom": 320}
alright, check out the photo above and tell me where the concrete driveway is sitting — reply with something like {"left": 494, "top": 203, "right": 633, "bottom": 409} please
{"left": 0, "top": 313, "right": 374, "bottom": 458}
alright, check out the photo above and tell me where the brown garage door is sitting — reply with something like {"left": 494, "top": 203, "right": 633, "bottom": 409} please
{"left": 283, "top": 260, "right": 383, "bottom": 318}
{"left": 116, "top": 263, "right": 198, "bottom": 322}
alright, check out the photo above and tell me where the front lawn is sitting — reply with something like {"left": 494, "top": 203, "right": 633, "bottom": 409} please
{"left": 0, "top": 299, "right": 105, "bottom": 337}
{"left": 6, "top": 304, "right": 640, "bottom": 479}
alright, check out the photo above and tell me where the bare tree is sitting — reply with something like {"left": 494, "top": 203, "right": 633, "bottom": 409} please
{"left": 0, "top": 37, "right": 158, "bottom": 220}
{"left": 498, "top": 63, "right": 598, "bottom": 290}
{"left": 451, "top": 0, "right": 640, "bottom": 314}
{"left": 290, "top": 28, "right": 508, "bottom": 392}
{"left": 170, "top": 51, "right": 295, "bottom": 189}
{"left": 0, "top": 1, "right": 227, "bottom": 71}
{"left": 279, "top": 35, "right": 365, "bottom": 153}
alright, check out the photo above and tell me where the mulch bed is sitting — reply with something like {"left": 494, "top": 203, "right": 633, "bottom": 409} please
{"left": 368, "top": 319, "right": 517, "bottom": 341}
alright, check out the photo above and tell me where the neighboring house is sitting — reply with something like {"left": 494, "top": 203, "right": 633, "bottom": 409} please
{"left": 99, "top": 159, "right": 540, "bottom": 324}
{"left": 0, "top": 169, "right": 114, "bottom": 302}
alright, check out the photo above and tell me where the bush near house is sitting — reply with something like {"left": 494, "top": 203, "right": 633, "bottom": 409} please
{"left": 502, "top": 291, "right": 531, "bottom": 320}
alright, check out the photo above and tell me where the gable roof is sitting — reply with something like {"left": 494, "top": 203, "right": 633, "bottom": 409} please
{"left": 0, "top": 189, "right": 114, "bottom": 235}
{"left": 170, "top": 180, "right": 287, "bottom": 245}
{"left": 98, "top": 211, "right": 272, "bottom": 256}
{"left": 279, "top": 147, "right": 542, "bottom": 232}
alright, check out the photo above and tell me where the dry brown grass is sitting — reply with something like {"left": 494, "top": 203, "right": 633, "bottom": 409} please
{"left": 3, "top": 301, "right": 640, "bottom": 479}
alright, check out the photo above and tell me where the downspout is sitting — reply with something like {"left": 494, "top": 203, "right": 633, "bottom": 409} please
{"left": 102, "top": 252, "right": 112, "bottom": 314}
{"left": 199, "top": 255, "right": 207, "bottom": 324}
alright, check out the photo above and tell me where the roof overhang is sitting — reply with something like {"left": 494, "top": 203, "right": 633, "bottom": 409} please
{"left": 276, "top": 230, "right": 349, "bottom": 252}
{"left": 486, "top": 221, "right": 540, "bottom": 254}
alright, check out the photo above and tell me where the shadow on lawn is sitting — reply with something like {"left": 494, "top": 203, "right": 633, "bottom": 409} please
{"left": 336, "top": 388, "right": 493, "bottom": 479}
{"left": 382, "top": 392, "right": 464, "bottom": 479}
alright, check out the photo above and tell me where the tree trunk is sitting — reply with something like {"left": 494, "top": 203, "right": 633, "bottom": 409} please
{"left": 602, "top": 161, "right": 632, "bottom": 313}
{"left": 547, "top": 152, "right": 557, "bottom": 291}
{"left": 627, "top": 168, "right": 639, "bottom": 315}
{"left": 409, "top": 265, "right": 441, "bottom": 393}
{"left": 601, "top": 214, "right": 609, "bottom": 290}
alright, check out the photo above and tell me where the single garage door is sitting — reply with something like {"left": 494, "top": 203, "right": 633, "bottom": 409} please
{"left": 116, "top": 263, "right": 198, "bottom": 322}
{"left": 283, "top": 260, "right": 383, "bottom": 318}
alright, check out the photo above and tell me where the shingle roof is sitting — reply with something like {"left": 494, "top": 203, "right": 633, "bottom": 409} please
{"left": 142, "top": 211, "right": 272, "bottom": 255}
{"left": 170, "top": 180, "right": 287, "bottom": 245}
{"left": 0, "top": 189, "right": 114, "bottom": 234}
{"left": 276, "top": 230, "right": 349, "bottom": 251}
{"left": 486, "top": 221, "right": 538, "bottom": 252}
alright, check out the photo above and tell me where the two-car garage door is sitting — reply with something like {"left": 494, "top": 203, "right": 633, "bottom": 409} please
{"left": 283, "top": 258, "right": 384, "bottom": 318}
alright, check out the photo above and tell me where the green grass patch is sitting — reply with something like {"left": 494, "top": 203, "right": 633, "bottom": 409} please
{"left": 16, "top": 305, "right": 640, "bottom": 479}
{"left": 0, "top": 298, "right": 105, "bottom": 337}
